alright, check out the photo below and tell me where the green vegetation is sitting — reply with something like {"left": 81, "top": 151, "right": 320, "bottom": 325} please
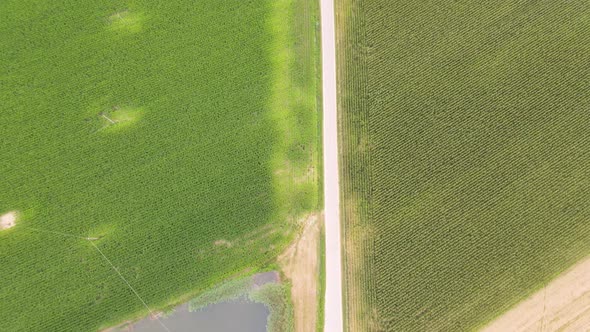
{"left": 337, "top": 1, "right": 590, "bottom": 331}
{"left": 189, "top": 275, "right": 293, "bottom": 332}
{"left": 188, "top": 277, "right": 252, "bottom": 311}
{"left": 250, "top": 283, "right": 294, "bottom": 332}
{"left": 0, "top": 0, "right": 319, "bottom": 330}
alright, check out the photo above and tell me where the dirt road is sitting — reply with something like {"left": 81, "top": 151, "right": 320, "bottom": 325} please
{"left": 320, "top": 0, "right": 344, "bottom": 331}
{"left": 279, "top": 214, "right": 321, "bottom": 332}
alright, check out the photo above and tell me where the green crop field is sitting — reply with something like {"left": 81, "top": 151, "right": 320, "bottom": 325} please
{"left": 337, "top": 1, "right": 590, "bottom": 331}
{"left": 0, "top": 0, "right": 320, "bottom": 331}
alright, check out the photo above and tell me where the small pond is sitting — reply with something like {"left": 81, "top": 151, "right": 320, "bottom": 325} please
{"left": 131, "top": 300, "right": 269, "bottom": 332}
{"left": 115, "top": 271, "right": 281, "bottom": 332}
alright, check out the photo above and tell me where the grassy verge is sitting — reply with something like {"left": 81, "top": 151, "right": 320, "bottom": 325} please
{"left": 311, "top": 0, "right": 325, "bottom": 330}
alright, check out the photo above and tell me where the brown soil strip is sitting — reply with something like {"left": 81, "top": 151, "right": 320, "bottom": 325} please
{"left": 213, "top": 239, "right": 232, "bottom": 248}
{"left": 279, "top": 213, "right": 321, "bottom": 332}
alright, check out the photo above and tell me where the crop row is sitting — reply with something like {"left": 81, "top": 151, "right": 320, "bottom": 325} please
{"left": 338, "top": 0, "right": 590, "bottom": 331}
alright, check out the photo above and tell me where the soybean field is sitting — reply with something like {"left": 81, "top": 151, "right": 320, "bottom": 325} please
{"left": 0, "top": 0, "right": 320, "bottom": 331}
{"left": 337, "top": 0, "right": 590, "bottom": 331}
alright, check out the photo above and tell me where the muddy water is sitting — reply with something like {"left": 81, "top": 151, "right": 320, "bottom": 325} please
{"left": 123, "top": 272, "right": 280, "bottom": 332}
{"left": 131, "top": 301, "right": 268, "bottom": 332}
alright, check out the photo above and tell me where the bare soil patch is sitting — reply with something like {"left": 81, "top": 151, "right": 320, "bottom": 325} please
{"left": 482, "top": 256, "right": 590, "bottom": 332}
{"left": 109, "top": 11, "right": 129, "bottom": 21}
{"left": 279, "top": 213, "right": 321, "bottom": 332}
{"left": 0, "top": 211, "right": 17, "bottom": 230}
{"left": 214, "top": 239, "right": 232, "bottom": 248}
{"left": 107, "top": 11, "right": 144, "bottom": 33}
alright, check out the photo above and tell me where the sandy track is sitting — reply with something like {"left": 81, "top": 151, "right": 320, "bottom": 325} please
{"left": 279, "top": 214, "right": 321, "bottom": 332}
{"left": 482, "top": 256, "right": 590, "bottom": 332}
{"left": 320, "top": 0, "right": 344, "bottom": 331}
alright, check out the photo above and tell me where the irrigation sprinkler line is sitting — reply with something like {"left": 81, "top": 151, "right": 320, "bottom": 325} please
{"left": 101, "top": 114, "right": 117, "bottom": 124}
{"left": 89, "top": 241, "right": 172, "bottom": 332}
{"left": 22, "top": 226, "right": 172, "bottom": 332}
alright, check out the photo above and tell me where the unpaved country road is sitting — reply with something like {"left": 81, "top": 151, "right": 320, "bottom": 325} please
{"left": 321, "top": 0, "right": 344, "bottom": 331}
{"left": 279, "top": 214, "right": 321, "bottom": 332}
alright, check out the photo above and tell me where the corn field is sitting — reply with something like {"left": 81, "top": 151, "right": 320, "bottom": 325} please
{"left": 337, "top": 0, "right": 590, "bottom": 331}
{"left": 0, "top": 0, "right": 320, "bottom": 331}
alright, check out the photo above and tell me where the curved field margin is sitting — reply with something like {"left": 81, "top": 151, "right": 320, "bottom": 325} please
{"left": 0, "top": 0, "right": 320, "bottom": 331}
{"left": 482, "top": 255, "right": 590, "bottom": 332}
